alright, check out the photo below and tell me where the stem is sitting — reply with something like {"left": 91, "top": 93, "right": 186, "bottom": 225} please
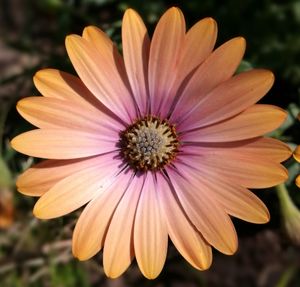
{"left": 276, "top": 183, "right": 290, "bottom": 205}
{"left": 275, "top": 183, "right": 297, "bottom": 216}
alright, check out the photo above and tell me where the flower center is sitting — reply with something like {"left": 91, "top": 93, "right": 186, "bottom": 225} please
{"left": 120, "top": 116, "right": 179, "bottom": 171}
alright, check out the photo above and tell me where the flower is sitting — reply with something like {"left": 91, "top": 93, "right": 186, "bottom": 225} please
{"left": 294, "top": 145, "right": 300, "bottom": 187}
{"left": 11, "top": 7, "right": 291, "bottom": 279}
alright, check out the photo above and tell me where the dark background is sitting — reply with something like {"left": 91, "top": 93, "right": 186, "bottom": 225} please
{"left": 0, "top": 0, "right": 300, "bottom": 286}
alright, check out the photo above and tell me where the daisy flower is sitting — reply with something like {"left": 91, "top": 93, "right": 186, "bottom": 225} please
{"left": 11, "top": 7, "right": 291, "bottom": 279}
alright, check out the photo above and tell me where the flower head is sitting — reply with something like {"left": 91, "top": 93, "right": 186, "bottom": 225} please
{"left": 11, "top": 7, "right": 291, "bottom": 279}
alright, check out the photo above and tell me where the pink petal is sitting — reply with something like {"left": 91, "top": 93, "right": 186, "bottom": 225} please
{"left": 72, "top": 171, "right": 132, "bottom": 260}
{"left": 103, "top": 175, "right": 144, "bottom": 278}
{"left": 17, "top": 97, "right": 122, "bottom": 132}
{"left": 182, "top": 137, "right": 291, "bottom": 163}
{"left": 179, "top": 69, "right": 274, "bottom": 130}
{"left": 16, "top": 154, "right": 117, "bottom": 196}
{"left": 181, "top": 105, "right": 287, "bottom": 141}
{"left": 134, "top": 173, "right": 168, "bottom": 279}
{"left": 11, "top": 129, "right": 117, "bottom": 159}
{"left": 148, "top": 7, "right": 185, "bottom": 116}
{"left": 170, "top": 37, "right": 246, "bottom": 123}
{"left": 179, "top": 153, "right": 288, "bottom": 188}
{"left": 156, "top": 172, "right": 212, "bottom": 270}
{"left": 122, "top": 9, "right": 150, "bottom": 115}
{"left": 65, "top": 34, "right": 136, "bottom": 123}
{"left": 167, "top": 166, "right": 238, "bottom": 255}
{"left": 33, "top": 154, "right": 122, "bottom": 219}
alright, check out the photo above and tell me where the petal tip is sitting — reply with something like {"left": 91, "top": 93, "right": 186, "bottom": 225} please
{"left": 16, "top": 98, "right": 26, "bottom": 112}
{"left": 104, "top": 268, "right": 123, "bottom": 280}
{"left": 82, "top": 25, "right": 97, "bottom": 37}
{"left": 32, "top": 205, "right": 44, "bottom": 219}
{"left": 33, "top": 68, "right": 54, "bottom": 79}
{"left": 236, "top": 36, "right": 246, "bottom": 49}
{"left": 165, "top": 6, "right": 184, "bottom": 18}
{"left": 33, "top": 200, "right": 56, "bottom": 220}
{"left": 275, "top": 166, "right": 289, "bottom": 185}
{"left": 33, "top": 69, "right": 55, "bottom": 87}
{"left": 202, "top": 17, "right": 218, "bottom": 36}
{"left": 33, "top": 70, "right": 42, "bottom": 81}
{"left": 293, "top": 146, "right": 300, "bottom": 162}
{"left": 263, "top": 210, "right": 271, "bottom": 223}
{"left": 72, "top": 243, "right": 88, "bottom": 261}
{"left": 268, "top": 70, "right": 275, "bottom": 82}
{"left": 65, "top": 34, "right": 80, "bottom": 47}
{"left": 124, "top": 7, "right": 138, "bottom": 16}
{"left": 73, "top": 252, "right": 88, "bottom": 261}
{"left": 255, "top": 69, "right": 275, "bottom": 83}
{"left": 204, "top": 17, "right": 217, "bottom": 27}
{"left": 143, "top": 273, "right": 160, "bottom": 280}
{"left": 224, "top": 241, "right": 238, "bottom": 255}
{"left": 10, "top": 136, "right": 18, "bottom": 151}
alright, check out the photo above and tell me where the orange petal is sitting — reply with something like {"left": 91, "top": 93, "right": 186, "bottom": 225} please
{"left": 82, "top": 25, "right": 131, "bottom": 89}
{"left": 177, "top": 17, "right": 217, "bottom": 84}
{"left": 72, "top": 172, "right": 131, "bottom": 260}
{"left": 167, "top": 167, "right": 238, "bottom": 255}
{"left": 16, "top": 154, "right": 118, "bottom": 196}
{"left": 293, "top": 145, "right": 300, "bottom": 162}
{"left": 156, "top": 172, "right": 212, "bottom": 270}
{"left": 122, "top": 9, "right": 150, "bottom": 115}
{"left": 134, "top": 173, "right": 168, "bottom": 279}
{"left": 181, "top": 166, "right": 269, "bottom": 223}
{"left": 213, "top": 182, "right": 270, "bottom": 223}
{"left": 82, "top": 25, "right": 133, "bottom": 103}
{"left": 181, "top": 69, "right": 274, "bottom": 130}
{"left": 183, "top": 137, "right": 292, "bottom": 163}
{"left": 148, "top": 7, "right": 185, "bottom": 115}
{"left": 17, "top": 97, "right": 122, "bottom": 132}
{"left": 34, "top": 69, "right": 99, "bottom": 107}
{"left": 171, "top": 37, "right": 246, "bottom": 123}
{"left": 103, "top": 175, "right": 144, "bottom": 278}
{"left": 33, "top": 156, "right": 121, "bottom": 219}
{"left": 182, "top": 105, "right": 287, "bottom": 142}
{"left": 65, "top": 35, "right": 136, "bottom": 123}
{"left": 33, "top": 69, "right": 124, "bottom": 127}
{"left": 11, "top": 129, "right": 117, "bottom": 159}
{"left": 161, "top": 17, "right": 217, "bottom": 118}
{"left": 296, "top": 175, "right": 300, "bottom": 188}
{"left": 181, "top": 154, "right": 288, "bottom": 188}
